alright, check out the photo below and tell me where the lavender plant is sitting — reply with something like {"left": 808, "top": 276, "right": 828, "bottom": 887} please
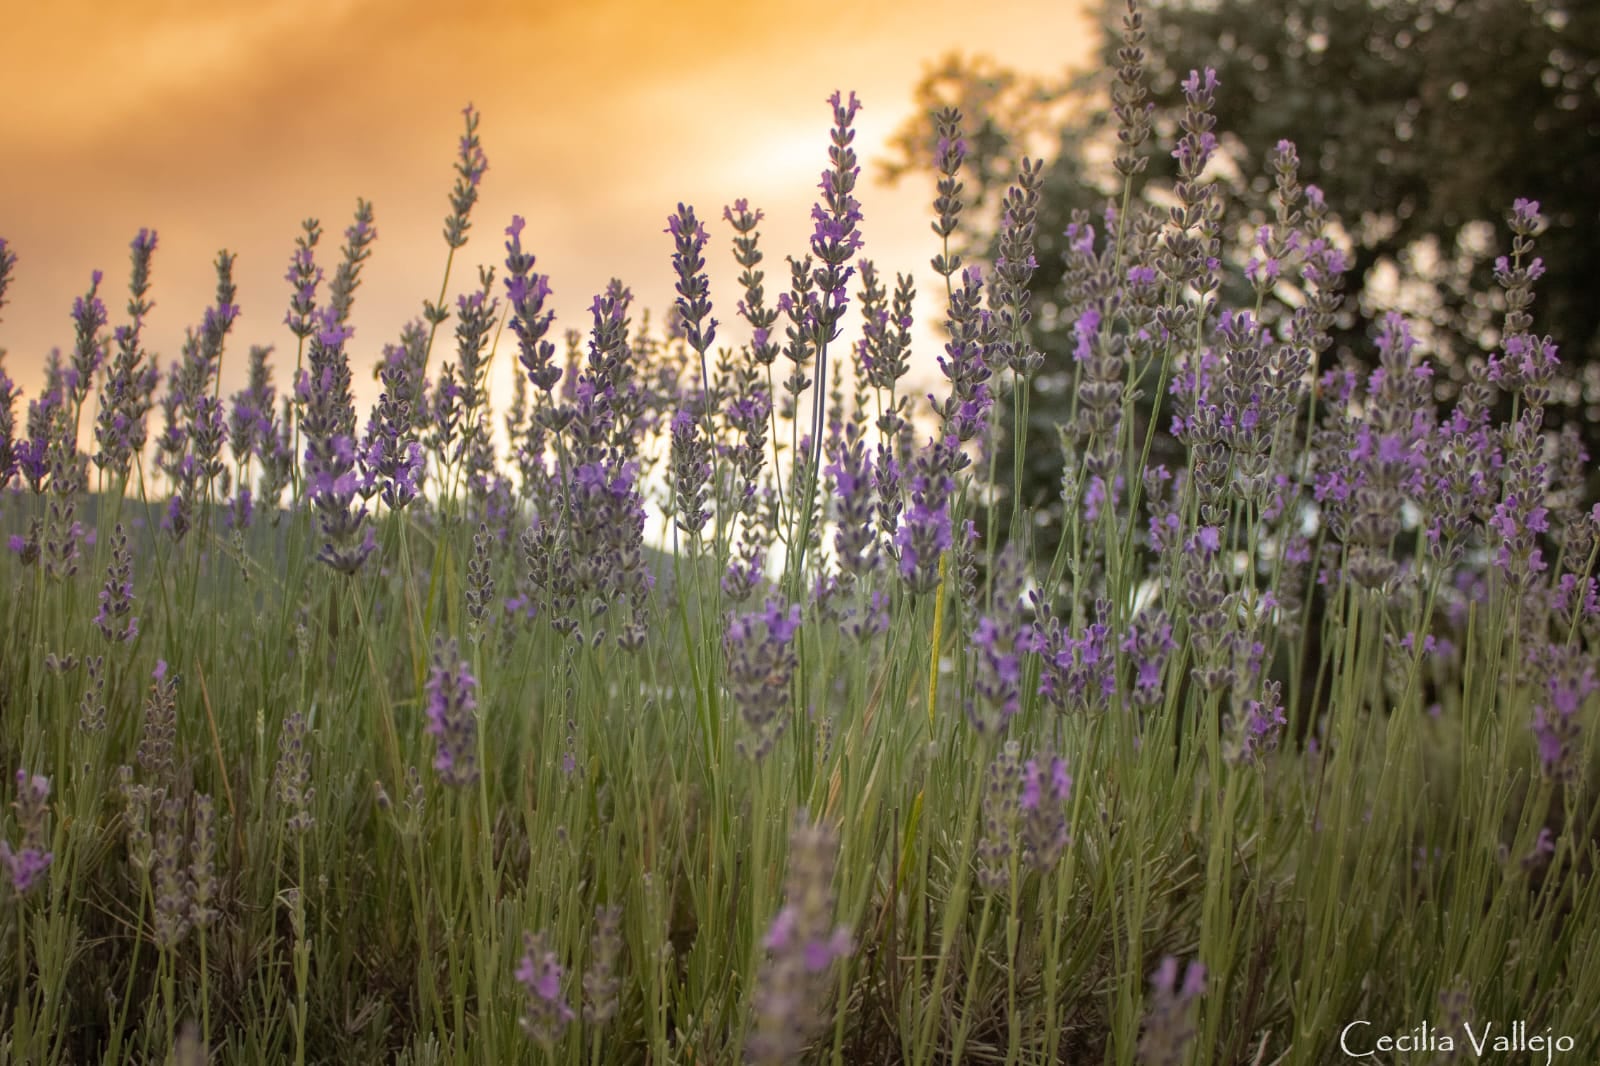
{"left": 0, "top": 15, "right": 1596, "bottom": 1064}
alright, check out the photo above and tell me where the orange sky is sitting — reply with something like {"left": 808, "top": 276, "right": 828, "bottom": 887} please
{"left": 1, "top": 0, "right": 1094, "bottom": 426}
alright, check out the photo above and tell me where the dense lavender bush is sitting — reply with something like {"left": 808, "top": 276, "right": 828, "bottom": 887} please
{"left": 0, "top": 5, "right": 1596, "bottom": 1064}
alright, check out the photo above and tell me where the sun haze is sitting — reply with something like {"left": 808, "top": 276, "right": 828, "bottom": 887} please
{"left": 0, "top": 0, "right": 1093, "bottom": 413}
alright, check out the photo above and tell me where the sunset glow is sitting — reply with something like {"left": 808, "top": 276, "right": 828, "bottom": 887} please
{"left": 2, "top": 0, "right": 1094, "bottom": 413}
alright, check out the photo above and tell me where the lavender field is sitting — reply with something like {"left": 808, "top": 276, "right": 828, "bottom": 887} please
{"left": 2, "top": 3, "right": 1598, "bottom": 1064}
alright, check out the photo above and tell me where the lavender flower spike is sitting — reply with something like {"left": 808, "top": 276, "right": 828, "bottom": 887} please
{"left": 95, "top": 523, "right": 138, "bottom": 643}
{"left": 582, "top": 904, "right": 623, "bottom": 1023}
{"left": 747, "top": 811, "right": 852, "bottom": 1065}
{"left": 965, "top": 541, "right": 1030, "bottom": 733}
{"left": 895, "top": 437, "right": 958, "bottom": 594}
{"left": 516, "top": 929, "right": 574, "bottom": 1048}
{"left": 274, "top": 710, "right": 315, "bottom": 835}
{"left": 443, "top": 103, "right": 489, "bottom": 251}
{"left": 666, "top": 203, "right": 717, "bottom": 358}
{"left": 504, "top": 215, "right": 560, "bottom": 392}
{"left": 1018, "top": 752, "right": 1072, "bottom": 870}
{"left": 725, "top": 597, "right": 804, "bottom": 759}
{"left": 670, "top": 407, "right": 711, "bottom": 538}
{"left": 69, "top": 269, "right": 110, "bottom": 412}
{"left": 802, "top": 90, "right": 866, "bottom": 488}
{"left": 1137, "top": 956, "right": 1207, "bottom": 1066}
{"left": 1, "top": 769, "right": 53, "bottom": 899}
{"left": 425, "top": 636, "right": 480, "bottom": 787}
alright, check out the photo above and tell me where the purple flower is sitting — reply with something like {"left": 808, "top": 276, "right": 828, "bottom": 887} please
{"left": 297, "top": 307, "right": 372, "bottom": 572}
{"left": 824, "top": 422, "right": 879, "bottom": 576}
{"left": 1, "top": 769, "right": 53, "bottom": 898}
{"left": 793, "top": 91, "right": 867, "bottom": 500}
{"left": 274, "top": 710, "right": 315, "bottom": 834}
{"left": 930, "top": 266, "right": 994, "bottom": 442}
{"left": 1122, "top": 609, "right": 1176, "bottom": 710}
{"left": 581, "top": 904, "right": 623, "bottom": 1023}
{"left": 0, "top": 238, "right": 15, "bottom": 318}
{"left": 977, "top": 743, "right": 1022, "bottom": 891}
{"left": 1488, "top": 414, "right": 1551, "bottom": 588}
{"left": 304, "top": 431, "right": 374, "bottom": 573}
{"left": 504, "top": 215, "right": 560, "bottom": 392}
{"left": 989, "top": 156, "right": 1045, "bottom": 376}
{"left": 1522, "top": 826, "right": 1556, "bottom": 872}
{"left": 69, "top": 269, "right": 110, "bottom": 408}
{"left": 747, "top": 812, "right": 851, "bottom": 1064}
{"left": 361, "top": 335, "right": 427, "bottom": 511}
{"left": 667, "top": 203, "right": 718, "bottom": 356}
{"left": 1137, "top": 956, "right": 1207, "bottom": 1066}
{"left": 227, "top": 344, "right": 275, "bottom": 471}
{"left": 811, "top": 92, "right": 865, "bottom": 290}
{"left": 516, "top": 930, "right": 574, "bottom": 1048}
{"left": 450, "top": 283, "right": 499, "bottom": 429}
{"left": 1509, "top": 198, "right": 1542, "bottom": 234}
{"left": 137, "top": 661, "right": 178, "bottom": 781}
{"left": 224, "top": 483, "right": 254, "bottom": 531}
{"left": 670, "top": 407, "right": 711, "bottom": 538}
{"left": 425, "top": 637, "right": 479, "bottom": 787}
{"left": 856, "top": 265, "right": 916, "bottom": 394}
{"left": 721, "top": 539, "right": 767, "bottom": 604}
{"left": 327, "top": 199, "right": 377, "bottom": 324}
{"left": 151, "top": 795, "right": 191, "bottom": 948}
{"left": 283, "top": 221, "right": 323, "bottom": 340}
{"left": 726, "top": 199, "right": 783, "bottom": 369}
{"left": 465, "top": 522, "right": 495, "bottom": 643}
{"left": 966, "top": 542, "right": 1030, "bottom": 733}
{"left": 726, "top": 385, "right": 773, "bottom": 517}
{"left": 725, "top": 597, "right": 804, "bottom": 759}
{"left": 894, "top": 437, "right": 958, "bottom": 594}
{"left": 930, "top": 106, "right": 967, "bottom": 277}
{"left": 0, "top": 843, "right": 52, "bottom": 898}
{"left": 95, "top": 523, "right": 138, "bottom": 644}
{"left": 1530, "top": 642, "right": 1597, "bottom": 783}
{"left": 78, "top": 655, "right": 107, "bottom": 734}
{"left": 0, "top": 357, "right": 18, "bottom": 488}
{"left": 1033, "top": 600, "right": 1116, "bottom": 715}
{"left": 188, "top": 793, "right": 217, "bottom": 932}
{"left": 1018, "top": 753, "right": 1072, "bottom": 871}
{"left": 1226, "top": 681, "right": 1287, "bottom": 766}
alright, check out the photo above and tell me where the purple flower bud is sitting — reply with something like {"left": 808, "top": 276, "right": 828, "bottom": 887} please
{"left": 748, "top": 812, "right": 851, "bottom": 1063}
{"left": 1, "top": 769, "right": 53, "bottom": 898}
{"left": 1138, "top": 956, "right": 1207, "bottom": 1066}
{"left": 425, "top": 637, "right": 480, "bottom": 787}
{"left": 1018, "top": 753, "right": 1071, "bottom": 870}
{"left": 516, "top": 930, "right": 574, "bottom": 1048}
{"left": 725, "top": 597, "right": 804, "bottom": 758}
{"left": 273, "top": 711, "right": 315, "bottom": 834}
{"left": 94, "top": 523, "right": 139, "bottom": 643}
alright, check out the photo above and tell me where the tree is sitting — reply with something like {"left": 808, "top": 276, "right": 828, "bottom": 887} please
{"left": 886, "top": 0, "right": 1600, "bottom": 568}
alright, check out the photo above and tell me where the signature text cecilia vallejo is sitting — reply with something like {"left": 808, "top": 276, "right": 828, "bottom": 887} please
{"left": 1340, "top": 1020, "right": 1576, "bottom": 1062}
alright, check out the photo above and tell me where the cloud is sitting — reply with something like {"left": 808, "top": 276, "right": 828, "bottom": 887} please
{"left": 1, "top": 0, "right": 1093, "bottom": 407}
